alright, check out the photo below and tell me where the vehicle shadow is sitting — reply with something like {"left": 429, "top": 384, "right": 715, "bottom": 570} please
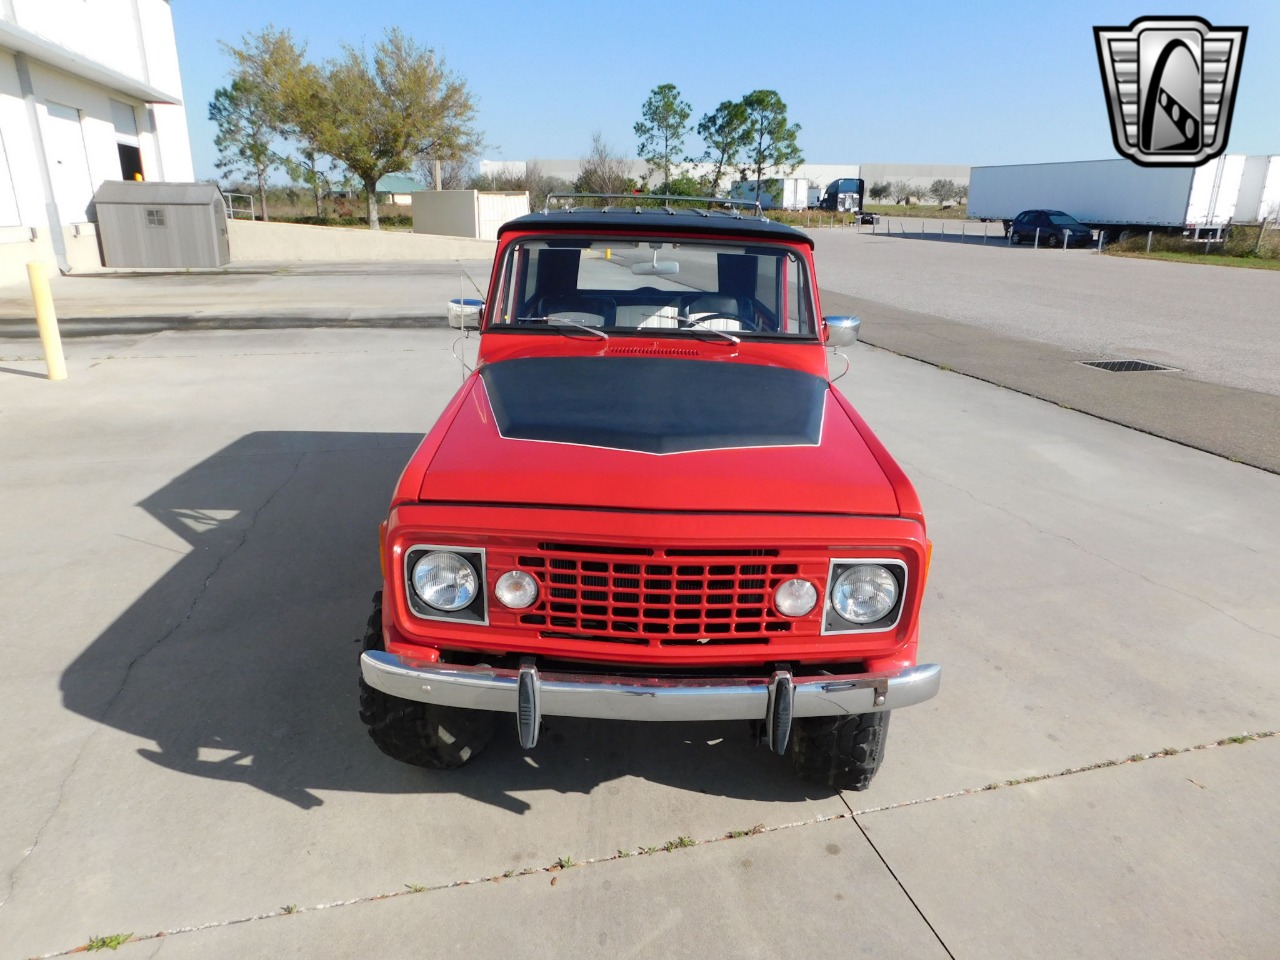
{"left": 60, "top": 431, "right": 829, "bottom": 811}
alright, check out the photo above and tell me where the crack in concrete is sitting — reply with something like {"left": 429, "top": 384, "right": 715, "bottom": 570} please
{"left": 1, "top": 454, "right": 307, "bottom": 918}
{"left": 26, "top": 730, "right": 1276, "bottom": 958}
{"left": 851, "top": 729, "right": 1277, "bottom": 817}
{"left": 913, "top": 466, "right": 1280, "bottom": 642}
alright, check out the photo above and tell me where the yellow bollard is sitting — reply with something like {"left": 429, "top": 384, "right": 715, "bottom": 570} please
{"left": 27, "top": 261, "right": 67, "bottom": 381}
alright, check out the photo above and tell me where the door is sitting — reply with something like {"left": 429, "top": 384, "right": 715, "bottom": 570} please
{"left": 40, "top": 102, "right": 95, "bottom": 223}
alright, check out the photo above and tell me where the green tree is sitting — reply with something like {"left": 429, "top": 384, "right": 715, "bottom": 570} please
{"left": 209, "top": 78, "right": 277, "bottom": 220}
{"left": 868, "top": 181, "right": 891, "bottom": 203}
{"left": 281, "top": 149, "right": 331, "bottom": 218}
{"left": 289, "top": 29, "right": 478, "bottom": 229}
{"left": 928, "top": 178, "right": 960, "bottom": 205}
{"left": 740, "top": 90, "right": 803, "bottom": 198}
{"left": 694, "top": 100, "right": 751, "bottom": 196}
{"left": 888, "top": 179, "right": 913, "bottom": 204}
{"left": 215, "top": 27, "right": 314, "bottom": 222}
{"left": 634, "top": 83, "right": 692, "bottom": 191}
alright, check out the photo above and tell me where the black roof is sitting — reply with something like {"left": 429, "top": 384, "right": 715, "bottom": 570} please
{"left": 498, "top": 208, "right": 814, "bottom": 248}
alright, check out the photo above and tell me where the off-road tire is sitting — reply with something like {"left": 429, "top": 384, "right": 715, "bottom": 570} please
{"left": 787, "top": 711, "right": 892, "bottom": 792}
{"left": 358, "top": 592, "right": 500, "bottom": 769}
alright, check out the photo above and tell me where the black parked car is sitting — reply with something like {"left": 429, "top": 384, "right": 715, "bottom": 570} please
{"left": 1006, "top": 210, "right": 1093, "bottom": 247}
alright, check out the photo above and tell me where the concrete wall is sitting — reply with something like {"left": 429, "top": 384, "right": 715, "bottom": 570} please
{"left": 0, "top": 222, "right": 101, "bottom": 285}
{"left": 412, "top": 190, "right": 529, "bottom": 240}
{"left": 411, "top": 190, "right": 477, "bottom": 238}
{"left": 227, "top": 219, "right": 496, "bottom": 262}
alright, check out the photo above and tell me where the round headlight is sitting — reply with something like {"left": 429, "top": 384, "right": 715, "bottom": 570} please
{"left": 774, "top": 578, "right": 818, "bottom": 617}
{"left": 411, "top": 552, "right": 478, "bottom": 611}
{"left": 495, "top": 570, "right": 539, "bottom": 609}
{"left": 831, "top": 564, "right": 899, "bottom": 624}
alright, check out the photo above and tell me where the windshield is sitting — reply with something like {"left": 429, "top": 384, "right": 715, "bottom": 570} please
{"left": 489, "top": 236, "right": 818, "bottom": 339}
{"left": 1048, "top": 213, "right": 1083, "bottom": 227}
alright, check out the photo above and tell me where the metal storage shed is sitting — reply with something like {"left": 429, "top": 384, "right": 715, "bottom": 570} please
{"left": 93, "top": 182, "right": 230, "bottom": 268}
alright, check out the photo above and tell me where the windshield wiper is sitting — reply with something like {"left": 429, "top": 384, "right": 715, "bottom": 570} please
{"left": 516, "top": 317, "right": 610, "bottom": 340}
{"left": 681, "top": 325, "right": 740, "bottom": 345}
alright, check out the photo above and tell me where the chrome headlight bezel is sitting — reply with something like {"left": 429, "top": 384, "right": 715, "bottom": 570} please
{"left": 404, "top": 545, "right": 487, "bottom": 624}
{"left": 821, "top": 558, "right": 907, "bottom": 634}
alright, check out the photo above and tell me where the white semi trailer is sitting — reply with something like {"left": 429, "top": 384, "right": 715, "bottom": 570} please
{"left": 968, "top": 155, "right": 1280, "bottom": 240}
{"left": 729, "top": 178, "right": 810, "bottom": 211}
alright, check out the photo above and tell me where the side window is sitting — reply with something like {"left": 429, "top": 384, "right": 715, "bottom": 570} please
{"left": 784, "top": 253, "right": 813, "bottom": 334}
{"left": 754, "top": 255, "right": 778, "bottom": 314}
{"left": 494, "top": 243, "right": 528, "bottom": 324}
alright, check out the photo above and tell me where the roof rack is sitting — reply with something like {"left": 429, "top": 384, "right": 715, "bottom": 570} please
{"left": 543, "top": 192, "right": 766, "bottom": 220}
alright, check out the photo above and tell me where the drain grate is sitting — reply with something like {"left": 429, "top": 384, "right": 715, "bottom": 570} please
{"left": 1078, "top": 359, "right": 1179, "bottom": 373}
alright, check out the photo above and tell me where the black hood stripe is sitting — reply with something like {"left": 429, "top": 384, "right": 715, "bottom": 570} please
{"left": 479, "top": 357, "right": 827, "bottom": 455}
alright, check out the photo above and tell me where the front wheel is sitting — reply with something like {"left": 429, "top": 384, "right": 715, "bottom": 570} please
{"left": 358, "top": 592, "right": 500, "bottom": 769}
{"left": 787, "top": 711, "right": 892, "bottom": 791}
{"left": 1009, "top": 230, "right": 1022, "bottom": 245}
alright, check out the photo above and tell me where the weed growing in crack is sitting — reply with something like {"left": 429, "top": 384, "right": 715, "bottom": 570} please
{"left": 85, "top": 933, "right": 133, "bottom": 951}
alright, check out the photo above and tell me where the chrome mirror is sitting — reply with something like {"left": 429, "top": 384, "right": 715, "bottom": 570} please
{"left": 824, "top": 315, "right": 861, "bottom": 348}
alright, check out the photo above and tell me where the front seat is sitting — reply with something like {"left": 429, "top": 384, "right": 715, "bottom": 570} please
{"left": 682, "top": 294, "right": 749, "bottom": 331}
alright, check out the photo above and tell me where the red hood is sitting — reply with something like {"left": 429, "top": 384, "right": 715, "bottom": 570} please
{"left": 417, "top": 369, "right": 899, "bottom": 516}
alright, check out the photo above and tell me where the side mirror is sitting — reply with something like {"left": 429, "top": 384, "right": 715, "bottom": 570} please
{"left": 823, "top": 315, "right": 860, "bottom": 348}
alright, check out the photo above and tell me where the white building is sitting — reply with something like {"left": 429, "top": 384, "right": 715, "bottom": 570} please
{"left": 0, "top": 0, "right": 192, "bottom": 282}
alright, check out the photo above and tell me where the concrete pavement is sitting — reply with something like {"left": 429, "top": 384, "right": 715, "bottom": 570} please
{"left": 0, "top": 260, "right": 492, "bottom": 336}
{"left": 812, "top": 229, "right": 1280, "bottom": 474}
{"left": 0, "top": 327, "right": 1276, "bottom": 958}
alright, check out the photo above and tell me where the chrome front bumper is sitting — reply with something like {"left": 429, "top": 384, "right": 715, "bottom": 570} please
{"left": 361, "top": 651, "right": 941, "bottom": 752}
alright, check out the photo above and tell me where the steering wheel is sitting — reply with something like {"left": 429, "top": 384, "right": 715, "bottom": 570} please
{"left": 680, "top": 312, "right": 758, "bottom": 333}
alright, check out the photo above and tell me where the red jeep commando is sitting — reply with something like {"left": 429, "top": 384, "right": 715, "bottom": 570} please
{"left": 359, "top": 197, "right": 940, "bottom": 790}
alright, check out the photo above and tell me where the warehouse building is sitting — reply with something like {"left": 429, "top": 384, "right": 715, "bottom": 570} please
{"left": 0, "top": 0, "right": 192, "bottom": 283}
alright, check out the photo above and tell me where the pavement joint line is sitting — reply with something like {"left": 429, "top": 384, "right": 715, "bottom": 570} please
{"left": 851, "top": 729, "right": 1279, "bottom": 818}
{"left": 1, "top": 454, "right": 306, "bottom": 924}
{"left": 909, "top": 466, "right": 1280, "bottom": 641}
{"left": 29, "top": 812, "right": 852, "bottom": 959}
{"left": 27, "top": 732, "right": 1279, "bottom": 957}
{"left": 850, "top": 813, "right": 957, "bottom": 960}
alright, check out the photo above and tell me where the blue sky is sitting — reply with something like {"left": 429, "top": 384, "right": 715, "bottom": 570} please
{"left": 172, "top": 1, "right": 1278, "bottom": 181}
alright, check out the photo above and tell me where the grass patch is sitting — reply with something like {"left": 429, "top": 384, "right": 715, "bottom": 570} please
{"left": 865, "top": 203, "right": 973, "bottom": 220}
{"left": 1107, "top": 250, "right": 1280, "bottom": 270}
{"left": 1104, "top": 222, "right": 1280, "bottom": 269}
